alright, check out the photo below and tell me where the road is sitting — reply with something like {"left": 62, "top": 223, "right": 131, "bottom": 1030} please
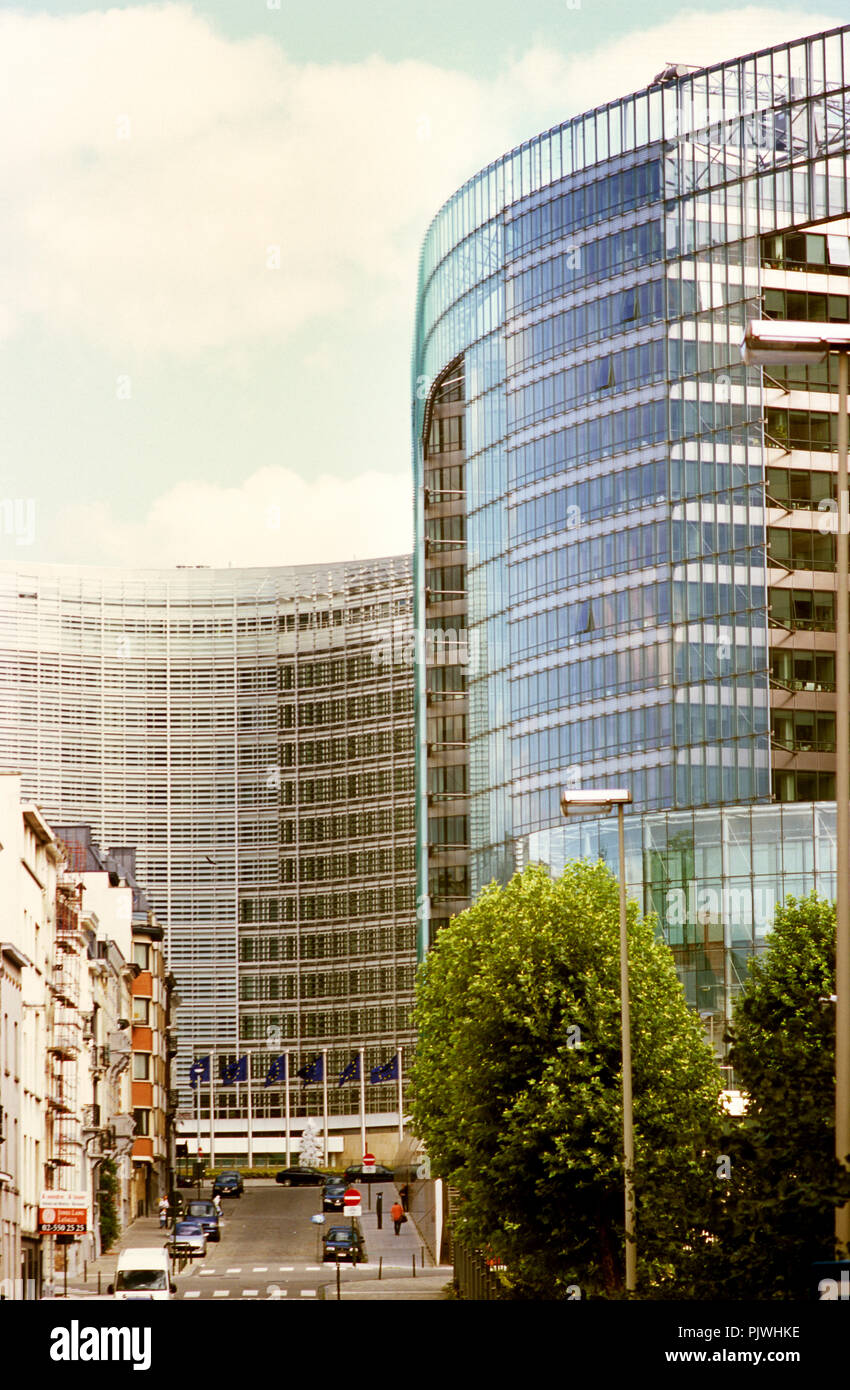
{"left": 174, "top": 1179, "right": 369, "bottom": 1301}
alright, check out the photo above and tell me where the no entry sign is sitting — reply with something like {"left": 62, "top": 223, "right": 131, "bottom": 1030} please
{"left": 344, "top": 1187, "right": 362, "bottom": 1217}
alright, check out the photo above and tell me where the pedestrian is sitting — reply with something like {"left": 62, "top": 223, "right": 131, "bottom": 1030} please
{"left": 158, "top": 1195, "right": 170, "bottom": 1230}
{"left": 213, "top": 1193, "right": 222, "bottom": 1217}
{"left": 391, "top": 1199, "right": 405, "bottom": 1236}
{"left": 399, "top": 1182, "right": 409, "bottom": 1212}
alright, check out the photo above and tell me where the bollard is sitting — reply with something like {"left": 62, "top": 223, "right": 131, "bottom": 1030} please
{"left": 98, "top": 1271, "right": 101, "bottom": 1295}
{"left": 379, "top": 1257, "right": 383, "bottom": 1281}
{"left": 421, "top": 1245, "right": 425, "bottom": 1268}
{"left": 336, "top": 1259, "right": 341, "bottom": 1301}
{"left": 84, "top": 1261, "right": 87, "bottom": 1284}
{"left": 412, "top": 1254, "right": 416, "bottom": 1279}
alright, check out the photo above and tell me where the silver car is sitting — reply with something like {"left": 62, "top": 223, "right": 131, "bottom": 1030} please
{"left": 167, "top": 1220, "right": 207, "bottom": 1259}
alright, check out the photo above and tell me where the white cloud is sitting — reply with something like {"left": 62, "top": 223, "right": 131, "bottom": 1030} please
{"left": 0, "top": 4, "right": 839, "bottom": 356}
{"left": 42, "top": 466, "right": 413, "bottom": 567}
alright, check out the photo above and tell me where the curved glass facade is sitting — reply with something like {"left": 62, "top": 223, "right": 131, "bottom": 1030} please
{"left": 412, "top": 26, "right": 850, "bottom": 985}
{"left": 0, "top": 557, "right": 415, "bottom": 1120}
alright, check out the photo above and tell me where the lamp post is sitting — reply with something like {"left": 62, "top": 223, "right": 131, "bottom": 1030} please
{"left": 742, "top": 320, "right": 850, "bottom": 1257}
{"left": 560, "top": 787, "right": 635, "bottom": 1291}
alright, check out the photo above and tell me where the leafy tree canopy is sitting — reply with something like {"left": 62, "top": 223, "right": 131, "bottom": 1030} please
{"left": 712, "top": 893, "right": 850, "bottom": 1299}
{"left": 410, "top": 861, "right": 723, "bottom": 1297}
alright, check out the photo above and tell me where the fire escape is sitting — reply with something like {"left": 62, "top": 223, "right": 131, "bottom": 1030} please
{"left": 47, "top": 883, "right": 84, "bottom": 1182}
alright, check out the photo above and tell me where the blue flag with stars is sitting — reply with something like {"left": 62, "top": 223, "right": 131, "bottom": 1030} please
{"left": 264, "top": 1054, "right": 287, "bottom": 1088}
{"left": 189, "top": 1056, "right": 210, "bottom": 1090}
{"left": 338, "top": 1056, "right": 360, "bottom": 1087}
{"left": 369, "top": 1055, "right": 399, "bottom": 1085}
{"left": 220, "top": 1055, "right": 248, "bottom": 1087}
{"left": 296, "top": 1055, "right": 323, "bottom": 1086}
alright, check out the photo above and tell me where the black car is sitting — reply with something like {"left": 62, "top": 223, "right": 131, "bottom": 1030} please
{"left": 343, "top": 1163, "right": 395, "bottom": 1184}
{"left": 275, "top": 1166, "right": 325, "bottom": 1187}
{"left": 322, "top": 1224, "right": 366, "bottom": 1264}
{"left": 185, "top": 1199, "right": 221, "bottom": 1241}
{"left": 212, "top": 1171, "right": 243, "bottom": 1198}
{"left": 322, "top": 1179, "right": 347, "bottom": 1212}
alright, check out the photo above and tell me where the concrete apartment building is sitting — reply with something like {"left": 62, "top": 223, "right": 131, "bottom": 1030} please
{"left": 0, "top": 774, "right": 171, "bottom": 1296}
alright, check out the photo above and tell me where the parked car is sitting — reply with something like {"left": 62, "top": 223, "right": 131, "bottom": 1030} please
{"left": 322, "top": 1224, "right": 366, "bottom": 1264}
{"left": 212, "top": 1170, "right": 243, "bottom": 1198}
{"left": 275, "top": 1166, "right": 325, "bottom": 1187}
{"left": 186, "top": 1199, "right": 221, "bottom": 1242}
{"left": 167, "top": 1220, "right": 208, "bottom": 1260}
{"left": 322, "top": 1178, "right": 347, "bottom": 1212}
{"left": 343, "top": 1163, "right": 395, "bottom": 1184}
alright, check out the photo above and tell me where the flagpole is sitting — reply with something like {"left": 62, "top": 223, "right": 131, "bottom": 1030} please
{"left": 359, "top": 1046, "right": 366, "bottom": 1159}
{"left": 210, "top": 1046, "right": 216, "bottom": 1170}
{"left": 246, "top": 1050, "right": 254, "bottom": 1168}
{"left": 321, "top": 1048, "right": 328, "bottom": 1166}
{"left": 397, "top": 1045, "right": 404, "bottom": 1144}
{"left": 284, "top": 1051, "right": 291, "bottom": 1167}
{"left": 196, "top": 1064, "right": 201, "bottom": 1167}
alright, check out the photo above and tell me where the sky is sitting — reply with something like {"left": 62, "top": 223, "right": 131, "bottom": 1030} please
{"left": 0, "top": 1, "right": 845, "bottom": 568}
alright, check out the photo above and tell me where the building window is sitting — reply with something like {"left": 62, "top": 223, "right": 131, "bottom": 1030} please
{"left": 133, "top": 943, "right": 151, "bottom": 971}
{"left": 132, "top": 1108, "right": 150, "bottom": 1137}
{"left": 132, "top": 998, "right": 150, "bottom": 1025}
{"left": 133, "top": 1053, "right": 151, "bottom": 1080}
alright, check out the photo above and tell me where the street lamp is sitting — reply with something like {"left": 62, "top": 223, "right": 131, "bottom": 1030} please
{"left": 742, "top": 319, "right": 850, "bottom": 1258}
{"left": 560, "top": 787, "right": 635, "bottom": 1291}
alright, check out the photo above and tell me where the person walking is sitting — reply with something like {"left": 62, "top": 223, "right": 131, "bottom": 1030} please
{"left": 213, "top": 1193, "right": 222, "bottom": 1218}
{"left": 390, "top": 1199, "right": 405, "bottom": 1236}
{"left": 158, "top": 1195, "right": 170, "bottom": 1230}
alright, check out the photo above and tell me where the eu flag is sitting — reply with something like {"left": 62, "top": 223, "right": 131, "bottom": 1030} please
{"left": 296, "top": 1055, "right": 323, "bottom": 1086}
{"left": 220, "top": 1055, "right": 248, "bottom": 1086}
{"left": 189, "top": 1056, "right": 210, "bottom": 1090}
{"left": 338, "top": 1056, "right": 360, "bottom": 1087}
{"left": 369, "top": 1055, "right": 399, "bottom": 1085}
{"left": 264, "top": 1054, "right": 287, "bottom": 1088}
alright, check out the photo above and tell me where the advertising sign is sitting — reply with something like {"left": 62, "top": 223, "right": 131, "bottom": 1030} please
{"left": 38, "top": 1190, "right": 88, "bottom": 1234}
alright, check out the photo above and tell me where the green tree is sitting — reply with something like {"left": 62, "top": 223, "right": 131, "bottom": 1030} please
{"left": 410, "top": 861, "right": 723, "bottom": 1298}
{"left": 710, "top": 893, "right": 850, "bottom": 1299}
{"left": 98, "top": 1158, "right": 120, "bottom": 1252}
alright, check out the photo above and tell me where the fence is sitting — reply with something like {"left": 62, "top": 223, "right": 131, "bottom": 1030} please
{"left": 452, "top": 1238, "right": 506, "bottom": 1301}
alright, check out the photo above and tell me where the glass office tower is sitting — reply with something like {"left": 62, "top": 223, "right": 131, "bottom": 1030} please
{"left": 413, "top": 26, "right": 850, "bottom": 1032}
{"left": 0, "top": 558, "right": 415, "bottom": 1126}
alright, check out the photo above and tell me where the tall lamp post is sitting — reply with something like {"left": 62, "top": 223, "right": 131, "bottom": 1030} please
{"left": 560, "top": 787, "right": 635, "bottom": 1291}
{"left": 742, "top": 320, "right": 850, "bottom": 1257}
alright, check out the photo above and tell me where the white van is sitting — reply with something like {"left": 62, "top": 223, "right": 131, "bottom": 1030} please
{"left": 108, "top": 1246, "right": 175, "bottom": 1300}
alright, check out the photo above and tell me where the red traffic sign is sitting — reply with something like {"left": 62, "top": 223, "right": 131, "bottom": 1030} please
{"left": 362, "top": 1152, "right": 376, "bottom": 1171}
{"left": 343, "top": 1187, "right": 361, "bottom": 1207}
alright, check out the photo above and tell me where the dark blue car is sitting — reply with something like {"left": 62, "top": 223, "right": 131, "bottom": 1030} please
{"left": 322, "top": 1225, "right": 366, "bottom": 1264}
{"left": 186, "top": 1199, "right": 221, "bottom": 1242}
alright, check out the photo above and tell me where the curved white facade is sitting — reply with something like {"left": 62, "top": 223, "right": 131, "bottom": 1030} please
{"left": 0, "top": 557, "right": 415, "bottom": 1118}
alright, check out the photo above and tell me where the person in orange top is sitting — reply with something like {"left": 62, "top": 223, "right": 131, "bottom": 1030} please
{"left": 390, "top": 1200, "right": 405, "bottom": 1236}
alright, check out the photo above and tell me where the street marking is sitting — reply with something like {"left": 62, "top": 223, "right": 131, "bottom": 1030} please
{"left": 278, "top": 1266, "right": 293, "bottom": 1272}
{"left": 243, "top": 1289, "right": 259, "bottom": 1296}
{"left": 199, "top": 1270, "right": 216, "bottom": 1275}
{"left": 305, "top": 1266, "right": 321, "bottom": 1272}
{"left": 226, "top": 1267, "right": 242, "bottom": 1273}
{"left": 300, "top": 1289, "right": 317, "bottom": 1297}
{"left": 213, "top": 1290, "right": 230, "bottom": 1297}
{"left": 253, "top": 1266, "right": 268, "bottom": 1272}
{"left": 183, "top": 1291, "right": 200, "bottom": 1298}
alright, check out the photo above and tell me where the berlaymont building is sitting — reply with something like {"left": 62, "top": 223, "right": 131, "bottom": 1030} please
{"left": 413, "top": 22, "right": 850, "bottom": 1055}
{"left": 0, "top": 558, "right": 416, "bottom": 1161}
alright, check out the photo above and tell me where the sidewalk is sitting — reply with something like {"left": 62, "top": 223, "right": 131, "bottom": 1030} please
{"left": 355, "top": 1183, "right": 428, "bottom": 1270}
{"left": 318, "top": 1182, "right": 454, "bottom": 1300}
